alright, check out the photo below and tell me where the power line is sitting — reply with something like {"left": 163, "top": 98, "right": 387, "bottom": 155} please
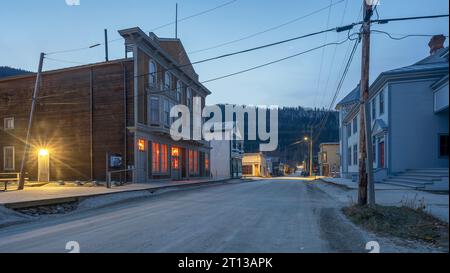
{"left": 371, "top": 14, "right": 449, "bottom": 24}
{"left": 150, "top": 0, "right": 239, "bottom": 32}
{"left": 308, "top": 0, "right": 338, "bottom": 128}
{"left": 371, "top": 29, "right": 448, "bottom": 40}
{"left": 313, "top": 37, "right": 360, "bottom": 143}
{"left": 188, "top": 0, "right": 345, "bottom": 55}
{"left": 36, "top": 38, "right": 351, "bottom": 102}
{"left": 201, "top": 39, "right": 350, "bottom": 84}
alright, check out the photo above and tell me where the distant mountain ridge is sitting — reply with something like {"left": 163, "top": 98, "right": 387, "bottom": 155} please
{"left": 0, "top": 66, "right": 32, "bottom": 79}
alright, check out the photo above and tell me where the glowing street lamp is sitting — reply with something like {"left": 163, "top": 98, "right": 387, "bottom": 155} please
{"left": 38, "top": 149, "right": 49, "bottom": 157}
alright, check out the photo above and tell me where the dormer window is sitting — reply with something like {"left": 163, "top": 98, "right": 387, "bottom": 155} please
{"left": 164, "top": 71, "right": 172, "bottom": 91}
{"left": 148, "top": 61, "right": 157, "bottom": 87}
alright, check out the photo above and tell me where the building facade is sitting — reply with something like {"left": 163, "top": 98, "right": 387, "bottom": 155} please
{"left": 337, "top": 37, "right": 449, "bottom": 182}
{"left": 318, "top": 143, "right": 340, "bottom": 177}
{"left": 242, "top": 153, "right": 269, "bottom": 177}
{"left": 210, "top": 122, "right": 244, "bottom": 179}
{"left": 0, "top": 27, "right": 211, "bottom": 183}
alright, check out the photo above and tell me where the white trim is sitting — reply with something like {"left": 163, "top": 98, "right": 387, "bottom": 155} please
{"left": 3, "top": 117, "right": 14, "bottom": 130}
{"left": 3, "top": 146, "right": 15, "bottom": 171}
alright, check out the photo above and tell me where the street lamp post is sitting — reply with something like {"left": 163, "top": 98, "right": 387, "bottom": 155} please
{"left": 304, "top": 136, "right": 313, "bottom": 177}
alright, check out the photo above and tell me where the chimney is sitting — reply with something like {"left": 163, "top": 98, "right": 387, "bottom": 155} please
{"left": 428, "top": 35, "right": 446, "bottom": 55}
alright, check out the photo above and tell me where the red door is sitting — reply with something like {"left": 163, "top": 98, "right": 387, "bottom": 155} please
{"left": 379, "top": 142, "right": 385, "bottom": 168}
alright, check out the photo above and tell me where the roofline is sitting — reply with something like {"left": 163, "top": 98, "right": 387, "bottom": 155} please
{"left": 119, "top": 27, "right": 211, "bottom": 96}
{"left": 369, "top": 66, "right": 449, "bottom": 95}
{"left": 0, "top": 58, "right": 132, "bottom": 83}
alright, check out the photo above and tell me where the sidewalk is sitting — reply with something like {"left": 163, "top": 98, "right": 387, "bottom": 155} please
{"left": 318, "top": 178, "right": 449, "bottom": 223}
{"left": 0, "top": 178, "right": 237, "bottom": 209}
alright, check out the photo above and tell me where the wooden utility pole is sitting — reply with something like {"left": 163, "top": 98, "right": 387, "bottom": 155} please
{"left": 358, "top": 1, "right": 373, "bottom": 205}
{"left": 175, "top": 3, "right": 179, "bottom": 39}
{"left": 104, "top": 29, "right": 109, "bottom": 62}
{"left": 18, "top": 52, "right": 45, "bottom": 190}
{"left": 309, "top": 128, "right": 313, "bottom": 177}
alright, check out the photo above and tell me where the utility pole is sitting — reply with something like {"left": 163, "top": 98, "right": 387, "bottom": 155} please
{"left": 358, "top": 1, "right": 373, "bottom": 206}
{"left": 18, "top": 52, "right": 45, "bottom": 190}
{"left": 309, "top": 128, "right": 313, "bottom": 177}
{"left": 175, "top": 3, "right": 178, "bottom": 39}
{"left": 104, "top": 29, "right": 109, "bottom": 62}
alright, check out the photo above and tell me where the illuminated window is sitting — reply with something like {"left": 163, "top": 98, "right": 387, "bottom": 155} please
{"left": 3, "top": 146, "right": 15, "bottom": 171}
{"left": 193, "top": 150, "right": 199, "bottom": 174}
{"left": 161, "top": 144, "right": 168, "bottom": 173}
{"left": 171, "top": 147, "right": 180, "bottom": 169}
{"left": 189, "top": 150, "right": 194, "bottom": 174}
{"left": 152, "top": 143, "right": 160, "bottom": 173}
{"left": 138, "top": 139, "right": 146, "bottom": 151}
{"left": 205, "top": 154, "right": 209, "bottom": 172}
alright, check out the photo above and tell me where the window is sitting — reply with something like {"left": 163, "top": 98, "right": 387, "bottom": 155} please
{"left": 186, "top": 87, "right": 192, "bottom": 109}
{"left": 194, "top": 150, "right": 199, "bottom": 174}
{"left": 161, "top": 144, "right": 168, "bottom": 173}
{"left": 242, "top": 165, "right": 253, "bottom": 175}
{"left": 372, "top": 137, "right": 377, "bottom": 165}
{"left": 152, "top": 143, "right": 160, "bottom": 173}
{"left": 379, "top": 90, "right": 385, "bottom": 115}
{"left": 322, "top": 152, "right": 328, "bottom": 163}
{"left": 3, "top": 146, "right": 15, "bottom": 171}
{"left": 346, "top": 124, "right": 351, "bottom": 138}
{"left": 353, "top": 145, "right": 358, "bottom": 166}
{"left": 440, "top": 135, "right": 449, "bottom": 157}
{"left": 176, "top": 80, "right": 183, "bottom": 103}
{"left": 164, "top": 71, "right": 172, "bottom": 90}
{"left": 148, "top": 61, "right": 157, "bottom": 87}
{"left": 352, "top": 117, "right": 358, "bottom": 134}
{"left": 189, "top": 150, "right": 194, "bottom": 174}
{"left": 371, "top": 100, "right": 376, "bottom": 121}
{"left": 348, "top": 147, "right": 352, "bottom": 166}
{"left": 149, "top": 96, "right": 159, "bottom": 123}
{"left": 4, "top": 118, "right": 14, "bottom": 130}
{"left": 205, "top": 154, "right": 209, "bottom": 173}
{"left": 163, "top": 99, "right": 170, "bottom": 125}
{"left": 138, "top": 139, "right": 146, "bottom": 151}
{"left": 189, "top": 150, "right": 199, "bottom": 175}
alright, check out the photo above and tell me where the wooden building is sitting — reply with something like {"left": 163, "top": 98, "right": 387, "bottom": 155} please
{"left": 0, "top": 27, "right": 211, "bottom": 183}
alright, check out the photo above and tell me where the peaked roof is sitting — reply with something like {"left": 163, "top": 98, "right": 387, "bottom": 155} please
{"left": 336, "top": 84, "right": 360, "bottom": 109}
{"left": 380, "top": 47, "right": 449, "bottom": 76}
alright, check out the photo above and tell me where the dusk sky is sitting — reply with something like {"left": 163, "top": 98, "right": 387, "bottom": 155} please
{"left": 1, "top": 0, "right": 448, "bottom": 108}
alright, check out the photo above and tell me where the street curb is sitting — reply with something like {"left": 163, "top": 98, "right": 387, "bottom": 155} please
{"left": 2, "top": 178, "right": 243, "bottom": 210}
{"left": 318, "top": 178, "right": 354, "bottom": 190}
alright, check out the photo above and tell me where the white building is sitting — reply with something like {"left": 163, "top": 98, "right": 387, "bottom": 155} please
{"left": 210, "top": 122, "right": 244, "bottom": 179}
{"left": 337, "top": 36, "right": 449, "bottom": 190}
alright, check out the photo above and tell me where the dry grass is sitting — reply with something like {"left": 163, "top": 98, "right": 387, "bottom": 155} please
{"left": 343, "top": 205, "right": 449, "bottom": 248}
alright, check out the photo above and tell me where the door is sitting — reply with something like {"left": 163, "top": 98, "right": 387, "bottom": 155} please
{"left": 38, "top": 149, "right": 50, "bottom": 182}
{"left": 171, "top": 147, "right": 181, "bottom": 180}
{"left": 379, "top": 141, "right": 385, "bottom": 168}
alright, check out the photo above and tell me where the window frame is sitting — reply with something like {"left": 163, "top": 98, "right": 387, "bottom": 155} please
{"left": 3, "top": 146, "right": 15, "bottom": 171}
{"left": 164, "top": 71, "right": 172, "bottom": 91}
{"left": 4, "top": 117, "right": 14, "bottom": 130}
{"left": 148, "top": 60, "right": 157, "bottom": 87}
{"left": 379, "top": 90, "right": 385, "bottom": 115}
{"left": 439, "top": 134, "right": 449, "bottom": 157}
{"left": 149, "top": 96, "right": 160, "bottom": 124}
